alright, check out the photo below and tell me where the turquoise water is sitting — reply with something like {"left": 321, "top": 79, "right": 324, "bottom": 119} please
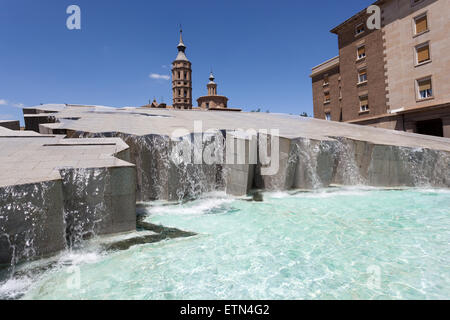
{"left": 1, "top": 188, "right": 450, "bottom": 299}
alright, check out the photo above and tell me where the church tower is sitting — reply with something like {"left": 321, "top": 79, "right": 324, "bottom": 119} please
{"left": 172, "top": 28, "right": 192, "bottom": 109}
{"left": 207, "top": 72, "right": 217, "bottom": 96}
{"left": 197, "top": 71, "right": 229, "bottom": 109}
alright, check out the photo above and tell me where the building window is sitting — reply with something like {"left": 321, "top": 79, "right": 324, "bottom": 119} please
{"left": 355, "top": 23, "right": 365, "bottom": 36}
{"left": 358, "top": 69, "right": 368, "bottom": 84}
{"left": 411, "top": 0, "right": 425, "bottom": 7}
{"left": 359, "top": 95, "right": 369, "bottom": 112}
{"left": 178, "top": 71, "right": 181, "bottom": 79}
{"left": 206, "top": 102, "right": 210, "bottom": 109}
{"left": 325, "top": 112, "right": 331, "bottom": 121}
{"left": 324, "top": 91, "right": 331, "bottom": 103}
{"left": 414, "top": 14, "right": 428, "bottom": 35}
{"left": 183, "top": 90, "right": 187, "bottom": 98}
{"left": 357, "top": 46, "right": 366, "bottom": 60}
{"left": 417, "top": 78, "right": 433, "bottom": 99}
{"left": 323, "top": 74, "right": 329, "bottom": 86}
{"left": 416, "top": 43, "right": 430, "bottom": 64}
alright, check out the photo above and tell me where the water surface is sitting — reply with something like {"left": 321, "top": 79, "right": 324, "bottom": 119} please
{"left": 1, "top": 188, "right": 449, "bottom": 300}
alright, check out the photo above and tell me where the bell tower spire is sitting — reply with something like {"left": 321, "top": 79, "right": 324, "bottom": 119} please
{"left": 172, "top": 26, "right": 192, "bottom": 109}
{"left": 178, "top": 26, "right": 185, "bottom": 51}
{"left": 207, "top": 71, "right": 217, "bottom": 96}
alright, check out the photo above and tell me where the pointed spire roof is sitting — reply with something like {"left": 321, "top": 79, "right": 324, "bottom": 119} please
{"left": 175, "top": 27, "right": 189, "bottom": 62}
{"left": 177, "top": 27, "right": 186, "bottom": 50}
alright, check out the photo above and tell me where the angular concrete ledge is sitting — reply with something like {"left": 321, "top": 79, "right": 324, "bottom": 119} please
{"left": 0, "top": 127, "right": 136, "bottom": 265}
{"left": 34, "top": 104, "right": 450, "bottom": 197}
{"left": 0, "top": 180, "right": 65, "bottom": 266}
{"left": 0, "top": 120, "right": 20, "bottom": 131}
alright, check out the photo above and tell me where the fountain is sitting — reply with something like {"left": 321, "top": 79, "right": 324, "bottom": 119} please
{"left": 1, "top": 104, "right": 449, "bottom": 268}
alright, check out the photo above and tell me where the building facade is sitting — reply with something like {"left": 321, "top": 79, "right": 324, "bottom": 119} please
{"left": 172, "top": 29, "right": 193, "bottom": 109}
{"left": 311, "top": 0, "right": 450, "bottom": 138}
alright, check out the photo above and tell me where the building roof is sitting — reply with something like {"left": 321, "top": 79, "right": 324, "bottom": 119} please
{"left": 310, "top": 56, "right": 339, "bottom": 77}
{"left": 330, "top": 0, "right": 385, "bottom": 34}
{"left": 175, "top": 51, "right": 189, "bottom": 61}
{"left": 174, "top": 28, "right": 189, "bottom": 62}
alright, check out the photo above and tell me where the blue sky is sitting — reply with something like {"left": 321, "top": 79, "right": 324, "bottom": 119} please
{"left": 0, "top": 0, "right": 374, "bottom": 124}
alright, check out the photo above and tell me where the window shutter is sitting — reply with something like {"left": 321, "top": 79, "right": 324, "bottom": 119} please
{"left": 358, "top": 47, "right": 365, "bottom": 56}
{"left": 417, "top": 46, "right": 430, "bottom": 63}
{"left": 415, "top": 16, "right": 428, "bottom": 34}
{"left": 419, "top": 79, "right": 431, "bottom": 91}
{"left": 360, "top": 96, "right": 368, "bottom": 104}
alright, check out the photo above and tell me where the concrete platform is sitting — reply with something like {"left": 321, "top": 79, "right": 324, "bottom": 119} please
{"left": 31, "top": 104, "right": 450, "bottom": 195}
{"left": 27, "top": 104, "right": 450, "bottom": 152}
{"left": 0, "top": 126, "right": 136, "bottom": 265}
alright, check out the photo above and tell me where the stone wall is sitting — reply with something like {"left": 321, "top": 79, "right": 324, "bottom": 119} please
{"left": 0, "top": 180, "right": 66, "bottom": 266}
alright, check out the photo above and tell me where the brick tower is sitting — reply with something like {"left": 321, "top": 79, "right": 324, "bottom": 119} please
{"left": 172, "top": 28, "right": 192, "bottom": 109}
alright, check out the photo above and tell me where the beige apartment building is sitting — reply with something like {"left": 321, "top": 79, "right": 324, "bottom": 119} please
{"left": 311, "top": 0, "right": 450, "bottom": 137}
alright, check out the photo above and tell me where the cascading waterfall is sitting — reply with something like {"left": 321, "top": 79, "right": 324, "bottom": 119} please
{"left": 60, "top": 168, "right": 110, "bottom": 248}
{"left": 0, "top": 181, "right": 65, "bottom": 270}
{"left": 397, "top": 146, "right": 450, "bottom": 188}
{"left": 291, "top": 139, "right": 324, "bottom": 189}
{"left": 168, "top": 131, "right": 226, "bottom": 201}
{"left": 333, "top": 138, "right": 367, "bottom": 186}
{"left": 120, "top": 134, "right": 171, "bottom": 201}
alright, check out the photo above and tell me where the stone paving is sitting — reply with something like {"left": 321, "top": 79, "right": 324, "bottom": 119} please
{"left": 0, "top": 126, "right": 133, "bottom": 188}
{"left": 31, "top": 104, "right": 450, "bottom": 152}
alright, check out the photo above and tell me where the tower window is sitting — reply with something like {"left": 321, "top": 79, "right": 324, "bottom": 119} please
{"left": 357, "top": 46, "right": 366, "bottom": 60}
{"left": 178, "top": 71, "right": 181, "bottom": 79}
{"left": 416, "top": 43, "right": 430, "bottom": 64}
{"left": 359, "top": 95, "right": 369, "bottom": 112}
{"left": 414, "top": 14, "right": 428, "bottom": 35}
{"left": 324, "top": 91, "right": 330, "bottom": 103}
{"left": 355, "top": 23, "right": 365, "bottom": 36}
{"left": 417, "top": 78, "right": 433, "bottom": 99}
{"left": 358, "top": 69, "right": 367, "bottom": 84}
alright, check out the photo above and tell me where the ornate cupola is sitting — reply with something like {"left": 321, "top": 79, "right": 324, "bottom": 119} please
{"left": 172, "top": 28, "right": 192, "bottom": 109}
{"left": 197, "top": 71, "right": 229, "bottom": 110}
{"left": 207, "top": 72, "right": 217, "bottom": 96}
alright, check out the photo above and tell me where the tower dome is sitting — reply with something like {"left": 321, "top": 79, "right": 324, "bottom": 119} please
{"left": 197, "top": 72, "right": 228, "bottom": 110}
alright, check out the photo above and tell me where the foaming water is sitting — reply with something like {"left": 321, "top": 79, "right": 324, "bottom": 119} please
{"left": 1, "top": 188, "right": 449, "bottom": 300}
{"left": 143, "top": 192, "right": 235, "bottom": 216}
